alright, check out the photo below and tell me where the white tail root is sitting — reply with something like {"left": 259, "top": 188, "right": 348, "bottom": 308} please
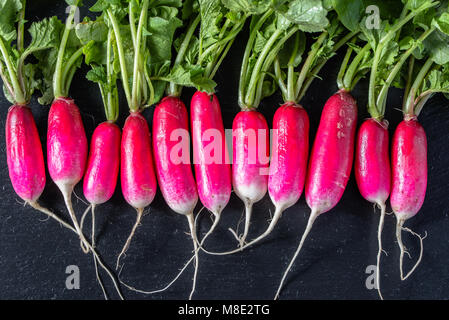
{"left": 116, "top": 207, "right": 144, "bottom": 270}
{"left": 396, "top": 218, "right": 426, "bottom": 281}
{"left": 274, "top": 209, "right": 319, "bottom": 300}
{"left": 375, "top": 202, "right": 386, "bottom": 300}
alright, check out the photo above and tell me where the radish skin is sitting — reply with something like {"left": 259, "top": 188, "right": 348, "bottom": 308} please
{"left": 191, "top": 91, "right": 231, "bottom": 243}
{"left": 391, "top": 117, "right": 427, "bottom": 280}
{"left": 275, "top": 89, "right": 357, "bottom": 299}
{"left": 47, "top": 97, "right": 89, "bottom": 252}
{"left": 83, "top": 122, "right": 121, "bottom": 205}
{"left": 153, "top": 96, "right": 198, "bottom": 215}
{"left": 355, "top": 118, "right": 391, "bottom": 299}
{"left": 191, "top": 91, "right": 231, "bottom": 216}
{"left": 6, "top": 105, "right": 46, "bottom": 203}
{"left": 268, "top": 102, "right": 309, "bottom": 226}
{"left": 153, "top": 96, "right": 199, "bottom": 299}
{"left": 117, "top": 112, "right": 157, "bottom": 269}
{"left": 232, "top": 109, "right": 269, "bottom": 246}
{"left": 202, "top": 102, "right": 309, "bottom": 255}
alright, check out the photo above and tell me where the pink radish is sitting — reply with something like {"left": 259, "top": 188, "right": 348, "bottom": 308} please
{"left": 231, "top": 109, "right": 269, "bottom": 246}
{"left": 191, "top": 91, "right": 231, "bottom": 238}
{"left": 355, "top": 118, "right": 391, "bottom": 299}
{"left": 116, "top": 112, "right": 157, "bottom": 269}
{"left": 268, "top": 102, "right": 309, "bottom": 228}
{"left": 47, "top": 96, "right": 89, "bottom": 251}
{"left": 6, "top": 105, "right": 46, "bottom": 204}
{"left": 205, "top": 102, "right": 309, "bottom": 255}
{"left": 390, "top": 116, "right": 427, "bottom": 280}
{"left": 275, "top": 89, "right": 357, "bottom": 299}
{"left": 153, "top": 95, "right": 199, "bottom": 299}
{"left": 83, "top": 122, "right": 121, "bottom": 206}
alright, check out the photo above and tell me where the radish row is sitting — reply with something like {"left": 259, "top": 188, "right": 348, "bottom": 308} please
{"left": 1, "top": 0, "right": 446, "bottom": 300}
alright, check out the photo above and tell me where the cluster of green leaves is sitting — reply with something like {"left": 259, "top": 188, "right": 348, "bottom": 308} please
{"left": 156, "top": 0, "right": 249, "bottom": 95}
{"left": 274, "top": 13, "right": 349, "bottom": 103}
{"left": 237, "top": 0, "right": 333, "bottom": 108}
{"left": 347, "top": 0, "right": 446, "bottom": 119}
{"left": 0, "top": 0, "right": 63, "bottom": 105}
{"left": 92, "top": 0, "right": 182, "bottom": 111}
{"left": 75, "top": 16, "right": 119, "bottom": 121}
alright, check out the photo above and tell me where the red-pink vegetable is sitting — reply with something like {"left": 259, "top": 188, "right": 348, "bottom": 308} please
{"left": 48, "top": 97, "right": 87, "bottom": 188}
{"left": 121, "top": 113, "right": 157, "bottom": 210}
{"left": 191, "top": 91, "right": 231, "bottom": 217}
{"left": 355, "top": 118, "right": 391, "bottom": 206}
{"left": 305, "top": 90, "right": 357, "bottom": 214}
{"left": 47, "top": 97, "right": 89, "bottom": 251}
{"left": 116, "top": 111, "right": 157, "bottom": 269}
{"left": 153, "top": 95, "right": 199, "bottom": 299}
{"left": 83, "top": 122, "right": 121, "bottom": 205}
{"left": 355, "top": 117, "right": 391, "bottom": 299}
{"left": 276, "top": 89, "right": 357, "bottom": 299}
{"left": 391, "top": 116, "right": 427, "bottom": 280}
{"left": 6, "top": 105, "right": 46, "bottom": 203}
{"left": 153, "top": 96, "right": 198, "bottom": 215}
{"left": 391, "top": 118, "right": 427, "bottom": 221}
{"left": 232, "top": 109, "right": 269, "bottom": 246}
{"left": 269, "top": 102, "right": 309, "bottom": 217}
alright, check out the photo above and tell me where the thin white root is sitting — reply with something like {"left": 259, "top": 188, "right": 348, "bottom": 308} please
{"left": 274, "top": 209, "right": 319, "bottom": 300}
{"left": 186, "top": 213, "right": 200, "bottom": 300}
{"left": 119, "top": 209, "right": 218, "bottom": 297}
{"left": 228, "top": 199, "right": 253, "bottom": 248}
{"left": 375, "top": 202, "right": 386, "bottom": 300}
{"left": 79, "top": 204, "right": 93, "bottom": 249}
{"left": 228, "top": 200, "right": 253, "bottom": 247}
{"left": 116, "top": 207, "right": 144, "bottom": 270}
{"left": 396, "top": 220, "right": 427, "bottom": 281}
{"left": 91, "top": 205, "right": 108, "bottom": 300}
{"left": 28, "top": 202, "right": 74, "bottom": 231}
{"left": 28, "top": 201, "right": 123, "bottom": 300}
{"left": 80, "top": 204, "right": 93, "bottom": 230}
{"left": 199, "top": 205, "right": 284, "bottom": 256}
{"left": 61, "top": 187, "right": 90, "bottom": 253}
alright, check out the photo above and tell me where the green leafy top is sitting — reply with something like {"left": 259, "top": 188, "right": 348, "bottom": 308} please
{"left": 274, "top": 13, "right": 353, "bottom": 104}
{"left": 402, "top": 11, "right": 449, "bottom": 118}
{"left": 363, "top": 0, "right": 440, "bottom": 120}
{"left": 45, "top": 0, "right": 85, "bottom": 99}
{"left": 160, "top": 0, "right": 249, "bottom": 96}
{"left": 237, "top": 0, "right": 332, "bottom": 109}
{"left": 97, "top": 0, "right": 182, "bottom": 112}
{"left": 0, "top": 0, "right": 62, "bottom": 105}
{"left": 76, "top": 16, "right": 119, "bottom": 122}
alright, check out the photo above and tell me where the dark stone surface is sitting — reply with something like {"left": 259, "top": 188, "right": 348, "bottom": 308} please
{"left": 0, "top": 1, "right": 448, "bottom": 300}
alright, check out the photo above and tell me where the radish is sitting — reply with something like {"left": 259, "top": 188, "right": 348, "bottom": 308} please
{"left": 1, "top": 3, "right": 123, "bottom": 299}
{"left": 83, "top": 122, "right": 121, "bottom": 206}
{"left": 274, "top": 88, "right": 357, "bottom": 299}
{"left": 191, "top": 91, "right": 231, "bottom": 236}
{"left": 104, "top": 0, "right": 180, "bottom": 269}
{"left": 351, "top": 4, "right": 437, "bottom": 297}
{"left": 391, "top": 117, "right": 427, "bottom": 279}
{"left": 0, "top": 7, "right": 62, "bottom": 220}
{"left": 201, "top": 19, "right": 356, "bottom": 257}
{"left": 43, "top": 2, "right": 90, "bottom": 252}
{"left": 153, "top": 96, "right": 199, "bottom": 297}
{"left": 117, "top": 111, "right": 157, "bottom": 269}
{"left": 390, "top": 52, "right": 449, "bottom": 281}
{"left": 6, "top": 105, "right": 46, "bottom": 206}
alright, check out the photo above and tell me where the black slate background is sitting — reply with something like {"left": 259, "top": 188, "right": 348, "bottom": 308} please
{"left": 0, "top": 1, "right": 448, "bottom": 300}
